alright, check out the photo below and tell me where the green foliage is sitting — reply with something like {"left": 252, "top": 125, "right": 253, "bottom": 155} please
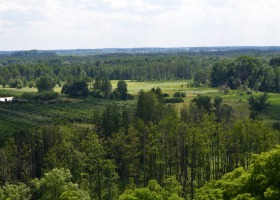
{"left": 210, "top": 61, "right": 229, "bottom": 87}
{"left": 61, "top": 81, "right": 89, "bottom": 98}
{"left": 110, "top": 80, "right": 133, "bottom": 100}
{"left": 0, "top": 182, "right": 31, "bottom": 200}
{"left": 136, "top": 90, "right": 162, "bottom": 123}
{"left": 59, "top": 190, "right": 90, "bottom": 200}
{"left": 164, "top": 97, "right": 184, "bottom": 103}
{"left": 32, "top": 168, "right": 89, "bottom": 200}
{"left": 269, "top": 57, "right": 280, "bottom": 67}
{"left": 28, "top": 81, "right": 35, "bottom": 88}
{"left": 21, "top": 91, "right": 59, "bottom": 101}
{"left": 0, "top": 100, "right": 278, "bottom": 200}
{"left": 0, "top": 138, "right": 18, "bottom": 182}
{"left": 117, "top": 80, "right": 129, "bottom": 100}
{"left": 99, "top": 102, "right": 133, "bottom": 137}
{"left": 93, "top": 77, "right": 112, "bottom": 98}
{"left": 196, "top": 146, "right": 280, "bottom": 200}
{"left": 248, "top": 93, "right": 269, "bottom": 119}
{"left": 209, "top": 56, "right": 280, "bottom": 93}
{"left": 194, "top": 69, "right": 208, "bottom": 87}
{"left": 81, "top": 133, "right": 119, "bottom": 200}
{"left": 192, "top": 94, "right": 212, "bottom": 113}
{"left": 11, "top": 50, "right": 56, "bottom": 57}
{"left": 150, "top": 87, "right": 164, "bottom": 102}
{"left": 9, "top": 78, "right": 24, "bottom": 89}
{"left": 173, "top": 92, "right": 186, "bottom": 98}
{"left": 1, "top": 52, "right": 280, "bottom": 200}
{"left": 36, "top": 75, "right": 56, "bottom": 93}
{"left": 214, "top": 96, "right": 234, "bottom": 122}
{"left": 42, "top": 126, "right": 83, "bottom": 180}
{"left": 102, "top": 79, "right": 112, "bottom": 98}
{"left": 164, "top": 176, "right": 182, "bottom": 195}
{"left": 119, "top": 178, "right": 183, "bottom": 200}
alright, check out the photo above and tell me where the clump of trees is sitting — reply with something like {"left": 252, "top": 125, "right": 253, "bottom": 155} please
{"left": 110, "top": 80, "right": 133, "bottom": 100}
{"left": 196, "top": 145, "right": 280, "bottom": 200}
{"left": 210, "top": 56, "right": 280, "bottom": 93}
{"left": 61, "top": 78, "right": 134, "bottom": 100}
{"left": 62, "top": 80, "right": 89, "bottom": 98}
{"left": 248, "top": 93, "right": 269, "bottom": 119}
{"left": 119, "top": 177, "right": 183, "bottom": 200}
{"left": 21, "top": 91, "right": 59, "bottom": 101}
{"left": 36, "top": 75, "right": 56, "bottom": 92}
{"left": 93, "top": 77, "right": 112, "bottom": 98}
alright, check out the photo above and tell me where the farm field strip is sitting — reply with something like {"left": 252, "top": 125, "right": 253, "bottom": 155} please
{"left": 0, "top": 100, "right": 136, "bottom": 134}
{"left": 1, "top": 81, "right": 280, "bottom": 133}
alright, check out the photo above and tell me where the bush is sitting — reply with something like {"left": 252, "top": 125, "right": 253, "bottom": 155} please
{"left": 272, "top": 122, "right": 280, "bottom": 131}
{"left": 165, "top": 98, "right": 184, "bottom": 103}
{"left": 246, "top": 88, "right": 252, "bottom": 94}
{"left": 173, "top": 92, "right": 181, "bottom": 98}
{"left": 173, "top": 92, "right": 186, "bottom": 98}
{"left": 89, "top": 90, "right": 104, "bottom": 99}
{"left": 21, "top": 92, "right": 59, "bottom": 101}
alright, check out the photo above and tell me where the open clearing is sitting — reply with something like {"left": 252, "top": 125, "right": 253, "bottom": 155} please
{"left": 1, "top": 80, "right": 280, "bottom": 121}
{"left": 113, "top": 80, "right": 280, "bottom": 120}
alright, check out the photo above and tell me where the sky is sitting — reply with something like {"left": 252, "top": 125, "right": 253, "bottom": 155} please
{"left": 0, "top": 0, "right": 280, "bottom": 50}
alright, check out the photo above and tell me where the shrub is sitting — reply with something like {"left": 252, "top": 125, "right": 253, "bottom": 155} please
{"left": 21, "top": 92, "right": 59, "bottom": 101}
{"left": 173, "top": 92, "right": 186, "bottom": 98}
{"left": 165, "top": 98, "right": 184, "bottom": 103}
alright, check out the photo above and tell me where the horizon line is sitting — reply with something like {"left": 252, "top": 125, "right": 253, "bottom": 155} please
{"left": 1, "top": 45, "right": 280, "bottom": 52}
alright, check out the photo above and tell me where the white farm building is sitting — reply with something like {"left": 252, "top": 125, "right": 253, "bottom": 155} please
{"left": 0, "top": 97, "right": 14, "bottom": 102}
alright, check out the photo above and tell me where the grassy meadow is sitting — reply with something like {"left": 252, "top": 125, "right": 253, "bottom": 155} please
{"left": 112, "top": 80, "right": 280, "bottom": 120}
{"left": 1, "top": 80, "right": 280, "bottom": 121}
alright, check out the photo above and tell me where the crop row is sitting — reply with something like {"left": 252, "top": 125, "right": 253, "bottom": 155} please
{"left": 0, "top": 100, "right": 136, "bottom": 136}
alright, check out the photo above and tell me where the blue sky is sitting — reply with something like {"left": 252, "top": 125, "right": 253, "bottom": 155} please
{"left": 0, "top": 0, "right": 280, "bottom": 50}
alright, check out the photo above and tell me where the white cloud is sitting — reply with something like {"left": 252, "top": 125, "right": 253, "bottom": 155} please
{"left": 101, "top": 0, "right": 162, "bottom": 11}
{"left": 0, "top": 0, "right": 280, "bottom": 50}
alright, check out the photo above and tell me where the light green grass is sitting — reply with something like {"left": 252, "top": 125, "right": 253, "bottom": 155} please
{"left": 111, "top": 80, "right": 191, "bottom": 95}
{"left": 115, "top": 80, "right": 280, "bottom": 120}
{"left": 0, "top": 86, "right": 62, "bottom": 94}
{"left": 2, "top": 80, "right": 280, "bottom": 121}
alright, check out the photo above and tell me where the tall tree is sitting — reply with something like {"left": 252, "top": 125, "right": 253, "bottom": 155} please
{"left": 36, "top": 75, "right": 56, "bottom": 92}
{"left": 117, "top": 80, "right": 128, "bottom": 100}
{"left": 248, "top": 93, "right": 269, "bottom": 119}
{"left": 136, "top": 90, "right": 162, "bottom": 123}
{"left": 81, "top": 132, "right": 118, "bottom": 200}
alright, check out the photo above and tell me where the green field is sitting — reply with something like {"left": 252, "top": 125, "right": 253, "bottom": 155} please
{"left": 113, "top": 80, "right": 280, "bottom": 120}
{"left": 0, "top": 99, "right": 136, "bottom": 134}
{"left": 1, "top": 80, "right": 280, "bottom": 129}
{"left": 0, "top": 86, "right": 62, "bottom": 95}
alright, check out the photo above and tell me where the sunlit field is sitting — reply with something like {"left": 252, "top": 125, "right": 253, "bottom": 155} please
{"left": 1, "top": 80, "right": 280, "bottom": 121}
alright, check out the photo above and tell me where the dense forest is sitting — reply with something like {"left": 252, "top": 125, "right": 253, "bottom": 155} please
{"left": 0, "top": 49, "right": 280, "bottom": 199}
{"left": 0, "top": 49, "right": 280, "bottom": 93}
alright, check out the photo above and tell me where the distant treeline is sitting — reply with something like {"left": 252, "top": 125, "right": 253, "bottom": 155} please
{"left": 10, "top": 50, "right": 57, "bottom": 57}
{"left": 0, "top": 52, "right": 280, "bottom": 92}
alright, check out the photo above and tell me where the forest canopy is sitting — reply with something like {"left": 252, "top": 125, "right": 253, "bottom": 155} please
{"left": 0, "top": 50, "right": 280, "bottom": 199}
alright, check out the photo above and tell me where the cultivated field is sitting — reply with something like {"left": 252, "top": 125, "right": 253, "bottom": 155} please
{"left": 1, "top": 80, "right": 280, "bottom": 123}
